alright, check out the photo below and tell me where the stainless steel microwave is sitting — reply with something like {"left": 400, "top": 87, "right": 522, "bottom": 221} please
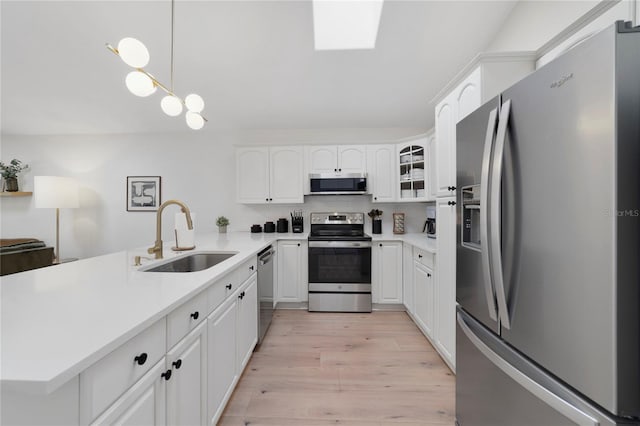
{"left": 309, "top": 173, "right": 367, "bottom": 195}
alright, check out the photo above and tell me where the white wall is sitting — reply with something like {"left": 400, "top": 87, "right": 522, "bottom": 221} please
{"left": 486, "top": 0, "right": 602, "bottom": 52}
{"left": 0, "top": 127, "right": 429, "bottom": 259}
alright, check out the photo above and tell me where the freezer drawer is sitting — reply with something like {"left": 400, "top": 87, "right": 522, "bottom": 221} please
{"left": 456, "top": 309, "right": 626, "bottom": 426}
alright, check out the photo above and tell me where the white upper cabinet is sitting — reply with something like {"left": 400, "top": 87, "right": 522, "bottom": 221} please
{"left": 338, "top": 145, "right": 367, "bottom": 174}
{"left": 367, "top": 144, "right": 396, "bottom": 203}
{"left": 236, "top": 146, "right": 304, "bottom": 204}
{"left": 427, "top": 131, "right": 437, "bottom": 200}
{"left": 397, "top": 137, "right": 430, "bottom": 202}
{"left": 236, "top": 146, "right": 270, "bottom": 204}
{"left": 307, "top": 146, "right": 338, "bottom": 174}
{"left": 269, "top": 146, "right": 305, "bottom": 203}
{"left": 433, "top": 53, "right": 535, "bottom": 198}
{"left": 306, "top": 145, "right": 367, "bottom": 175}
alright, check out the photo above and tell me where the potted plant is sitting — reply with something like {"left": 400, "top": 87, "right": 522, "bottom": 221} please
{"left": 367, "top": 209, "right": 383, "bottom": 234}
{"left": 0, "top": 159, "right": 29, "bottom": 192}
{"left": 216, "top": 216, "right": 230, "bottom": 233}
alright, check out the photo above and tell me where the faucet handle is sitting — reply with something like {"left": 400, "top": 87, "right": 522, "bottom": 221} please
{"left": 135, "top": 255, "right": 154, "bottom": 266}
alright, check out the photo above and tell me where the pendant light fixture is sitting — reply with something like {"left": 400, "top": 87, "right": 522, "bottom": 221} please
{"left": 106, "top": 0, "right": 206, "bottom": 130}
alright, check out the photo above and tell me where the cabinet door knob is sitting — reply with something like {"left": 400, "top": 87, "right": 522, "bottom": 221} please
{"left": 134, "top": 353, "right": 148, "bottom": 366}
{"left": 448, "top": 201, "right": 457, "bottom": 206}
{"left": 334, "top": 168, "right": 337, "bottom": 172}
{"left": 427, "top": 273, "right": 431, "bottom": 277}
{"left": 239, "top": 291, "right": 245, "bottom": 300}
{"left": 374, "top": 197, "right": 377, "bottom": 200}
{"left": 265, "top": 198, "right": 269, "bottom": 202}
{"left": 161, "top": 370, "right": 172, "bottom": 381}
{"left": 190, "top": 311, "right": 199, "bottom": 320}
{"left": 379, "top": 243, "right": 383, "bottom": 247}
{"left": 249, "top": 265, "right": 254, "bottom": 271}
{"left": 269, "top": 198, "right": 273, "bottom": 201}
{"left": 226, "top": 283, "right": 232, "bottom": 290}
{"left": 338, "top": 168, "right": 342, "bottom": 172}
{"left": 297, "top": 243, "right": 301, "bottom": 247}
{"left": 451, "top": 186, "right": 456, "bottom": 191}
{"left": 172, "top": 359, "right": 182, "bottom": 370}
{"left": 418, "top": 254, "right": 423, "bottom": 259}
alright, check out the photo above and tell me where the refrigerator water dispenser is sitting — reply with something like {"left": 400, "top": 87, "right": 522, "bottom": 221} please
{"left": 462, "top": 185, "right": 481, "bottom": 249}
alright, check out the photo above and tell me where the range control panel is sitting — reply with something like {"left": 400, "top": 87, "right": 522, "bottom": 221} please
{"left": 310, "top": 212, "right": 365, "bottom": 225}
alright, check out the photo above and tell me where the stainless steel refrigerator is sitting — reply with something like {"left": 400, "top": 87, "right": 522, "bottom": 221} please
{"left": 455, "top": 21, "right": 640, "bottom": 426}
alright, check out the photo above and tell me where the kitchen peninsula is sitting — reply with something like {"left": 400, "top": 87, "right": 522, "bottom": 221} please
{"left": 1, "top": 231, "right": 437, "bottom": 425}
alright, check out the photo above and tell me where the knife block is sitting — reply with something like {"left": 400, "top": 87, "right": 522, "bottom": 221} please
{"left": 292, "top": 217, "right": 304, "bottom": 233}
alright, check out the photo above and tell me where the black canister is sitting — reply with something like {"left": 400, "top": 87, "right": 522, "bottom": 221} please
{"left": 251, "top": 224, "right": 262, "bottom": 233}
{"left": 277, "top": 218, "right": 288, "bottom": 233}
{"left": 264, "top": 221, "right": 275, "bottom": 233}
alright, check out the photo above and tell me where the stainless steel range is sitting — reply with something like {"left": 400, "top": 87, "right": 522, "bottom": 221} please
{"left": 308, "top": 212, "right": 372, "bottom": 313}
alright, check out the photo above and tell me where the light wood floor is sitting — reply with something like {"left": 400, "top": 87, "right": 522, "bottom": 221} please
{"left": 219, "top": 310, "right": 455, "bottom": 426}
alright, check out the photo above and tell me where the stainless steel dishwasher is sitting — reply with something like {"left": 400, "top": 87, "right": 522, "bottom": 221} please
{"left": 257, "top": 245, "right": 275, "bottom": 344}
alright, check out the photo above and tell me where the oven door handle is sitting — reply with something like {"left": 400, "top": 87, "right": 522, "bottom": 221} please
{"left": 308, "top": 241, "right": 372, "bottom": 248}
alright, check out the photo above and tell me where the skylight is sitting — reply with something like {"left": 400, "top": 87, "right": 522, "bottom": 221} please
{"left": 312, "top": 0, "right": 384, "bottom": 51}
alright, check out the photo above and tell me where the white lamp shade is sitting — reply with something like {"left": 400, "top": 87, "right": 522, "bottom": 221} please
{"left": 185, "top": 94, "right": 204, "bottom": 113}
{"left": 186, "top": 111, "right": 205, "bottom": 130}
{"left": 161, "top": 95, "right": 183, "bottom": 116}
{"left": 117, "top": 37, "right": 150, "bottom": 68}
{"left": 34, "top": 176, "right": 79, "bottom": 209}
{"left": 125, "top": 71, "right": 156, "bottom": 97}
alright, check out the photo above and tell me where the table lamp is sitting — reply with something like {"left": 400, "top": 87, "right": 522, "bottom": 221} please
{"left": 34, "top": 176, "right": 79, "bottom": 264}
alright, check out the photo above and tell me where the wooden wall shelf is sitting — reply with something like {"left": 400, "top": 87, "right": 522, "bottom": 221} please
{"left": 0, "top": 191, "right": 32, "bottom": 197}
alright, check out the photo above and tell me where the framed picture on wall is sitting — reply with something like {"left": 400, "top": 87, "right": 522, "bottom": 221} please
{"left": 393, "top": 212, "right": 405, "bottom": 234}
{"left": 127, "top": 176, "right": 161, "bottom": 211}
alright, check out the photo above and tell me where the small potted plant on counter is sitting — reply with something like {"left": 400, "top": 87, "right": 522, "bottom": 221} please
{"left": 0, "top": 159, "right": 29, "bottom": 192}
{"left": 216, "top": 216, "right": 230, "bottom": 233}
{"left": 368, "top": 209, "right": 383, "bottom": 234}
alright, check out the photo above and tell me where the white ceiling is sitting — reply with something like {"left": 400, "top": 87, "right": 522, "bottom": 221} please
{"left": 1, "top": 1, "right": 517, "bottom": 135}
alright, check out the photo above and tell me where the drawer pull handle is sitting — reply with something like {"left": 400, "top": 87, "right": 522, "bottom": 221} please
{"left": 226, "top": 283, "right": 232, "bottom": 290}
{"left": 172, "top": 359, "right": 182, "bottom": 369}
{"left": 161, "top": 369, "right": 172, "bottom": 381}
{"left": 134, "top": 353, "right": 148, "bottom": 366}
{"left": 190, "top": 311, "right": 199, "bottom": 320}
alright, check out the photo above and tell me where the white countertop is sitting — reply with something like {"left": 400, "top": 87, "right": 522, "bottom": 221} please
{"left": 0, "top": 230, "right": 430, "bottom": 395}
{"left": 370, "top": 232, "right": 437, "bottom": 253}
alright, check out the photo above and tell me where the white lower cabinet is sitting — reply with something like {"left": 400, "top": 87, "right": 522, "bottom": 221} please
{"left": 372, "top": 241, "right": 403, "bottom": 304}
{"left": 413, "top": 260, "right": 435, "bottom": 339}
{"left": 402, "top": 243, "right": 414, "bottom": 314}
{"left": 435, "top": 197, "right": 456, "bottom": 370}
{"left": 276, "top": 240, "right": 308, "bottom": 302}
{"left": 91, "top": 359, "right": 167, "bottom": 426}
{"left": 207, "top": 296, "right": 238, "bottom": 425}
{"left": 207, "top": 273, "right": 258, "bottom": 425}
{"left": 236, "top": 274, "right": 258, "bottom": 372}
{"left": 166, "top": 321, "right": 207, "bottom": 426}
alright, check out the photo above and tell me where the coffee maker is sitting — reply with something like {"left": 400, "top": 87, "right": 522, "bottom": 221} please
{"left": 424, "top": 206, "right": 436, "bottom": 239}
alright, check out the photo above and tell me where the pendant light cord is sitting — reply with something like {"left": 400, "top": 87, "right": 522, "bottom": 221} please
{"left": 170, "top": 0, "right": 175, "bottom": 92}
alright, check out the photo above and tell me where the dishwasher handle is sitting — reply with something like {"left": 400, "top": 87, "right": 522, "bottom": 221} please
{"left": 259, "top": 248, "right": 275, "bottom": 265}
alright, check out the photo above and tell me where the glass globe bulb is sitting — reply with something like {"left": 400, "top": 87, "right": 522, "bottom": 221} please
{"left": 125, "top": 71, "right": 156, "bottom": 97}
{"left": 185, "top": 94, "right": 205, "bottom": 113}
{"left": 186, "top": 111, "right": 205, "bottom": 130}
{"left": 160, "top": 95, "right": 183, "bottom": 117}
{"left": 117, "top": 38, "right": 150, "bottom": 68}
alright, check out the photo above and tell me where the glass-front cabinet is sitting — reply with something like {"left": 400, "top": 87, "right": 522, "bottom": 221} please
{"left": 398, "top": 136, "right": 430, "bottom": 202}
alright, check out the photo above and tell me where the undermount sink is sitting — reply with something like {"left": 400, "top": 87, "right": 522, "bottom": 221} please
{"left": 142, "top": 252, "right": 238, "bottom": 273}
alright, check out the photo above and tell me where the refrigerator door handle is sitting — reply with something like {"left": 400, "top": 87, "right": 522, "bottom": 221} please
{"left": 480, "top": 107, "right": 499, "bottom": 321}
{"left": 491, "top": 99, "right": 512, "bottom": 329}
{"left": 457, "top": 313, "right": 600, "bottom": 426}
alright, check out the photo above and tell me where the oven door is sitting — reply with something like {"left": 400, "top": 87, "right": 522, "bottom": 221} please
{"left": 308, "top": 240, "right": 372, "bottom": 312}
{"left": 308, "top": 241, "right": 372, "bottom": 285}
